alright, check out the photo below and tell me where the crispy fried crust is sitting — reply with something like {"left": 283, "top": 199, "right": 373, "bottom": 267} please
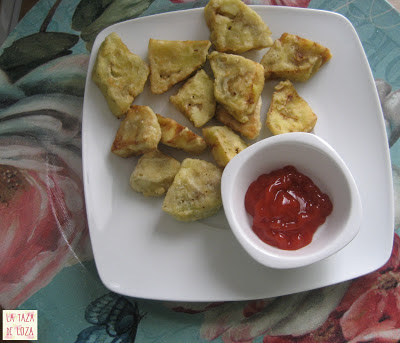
{"left": 148, "top": 39, "right": 211, "bottom": 94}
{"left": 156, "top": 114, "right": 207, "bottom": 154}
{"left": 92, "top": 32, "right": 149, "bottom": 118}
{"left": 204, "top": 0, "right": 273, "bottom": 53}
{"left": 111, "top": 105, "right": 161, "bottom": 157}
{"left": 170, "top": 70, "right": 216, "bottom": 128}
{"left": 215, "top": 97, "right": 262, "bottom": 139}
{"left": 130, "top": 150, "right": 181, "bottom": 197}
{"left": 202, "top": 126, "right": 247, "bottom": 167}
{"left": 266, "top": 80, "right": 317, "bottom": 135}
{"left": 162, "top": 158, "right": 222, "bottom": 221}
{"left": 209, "top": 51, "right": 264, "bottom": 123}
{"left": 260, "top": 33, "right": 332, "bottom": 82}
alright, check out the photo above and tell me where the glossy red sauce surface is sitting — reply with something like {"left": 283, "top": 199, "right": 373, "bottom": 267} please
{"left": 245, "top": 165, "right": 333, "bottom": 250}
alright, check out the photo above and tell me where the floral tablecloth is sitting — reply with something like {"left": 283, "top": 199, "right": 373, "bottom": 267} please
{"left": 1, "top": 0, "right": 400, "bottom": 342}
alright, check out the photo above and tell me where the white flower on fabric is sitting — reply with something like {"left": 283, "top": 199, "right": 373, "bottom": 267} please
{"left": 376, "top": 79, "right": 400, "bottom": 147}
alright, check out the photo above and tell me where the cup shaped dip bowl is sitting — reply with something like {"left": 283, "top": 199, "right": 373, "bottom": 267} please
{"left": 221, "top": 132, "right": 362, "bottom": 269}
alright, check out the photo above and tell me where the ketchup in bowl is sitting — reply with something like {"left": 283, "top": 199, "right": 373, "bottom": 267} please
{"left": 245, "top": 165, "right": 333, "bottom": 250}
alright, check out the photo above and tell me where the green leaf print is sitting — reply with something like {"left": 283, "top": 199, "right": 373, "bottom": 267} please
{"left": 0, "top": 32, "right": 79, "bottom": 83}
{"left": 71, "top": 0, "right": 114, "bottom": 32}
{"left": 76, "top": 0, "right": 155, "bottom": 50}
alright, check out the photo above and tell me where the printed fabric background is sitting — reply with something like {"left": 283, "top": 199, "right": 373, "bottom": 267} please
{"left": 0, "top": 0, "right": 399, "bottom": 342}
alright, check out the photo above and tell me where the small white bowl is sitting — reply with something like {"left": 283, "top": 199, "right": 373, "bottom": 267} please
{"left": 221, "top": 132, "right": 362, "bottom": 269}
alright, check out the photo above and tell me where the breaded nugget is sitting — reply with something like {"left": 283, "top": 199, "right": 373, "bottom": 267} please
{"left": 92, "top": 32, "right": 149, "bottom": 118}
{"left": 209, "top": 51, "right": 264, "bottom": 123}
{"left": 156, "top": 114, "right": 207, "bottom": 154}
{"left": 266, "top": 80, "right": 317, "bottom": 135}
{"left": 202, "top": 126, "right": 247, "bottom": 167}
{"left": 130, "top": 150, "right": 181, "bottom": 197}
{"left": 260, "top": 33, "right": 332, "bottom": 82}
{"left": 215, "top": 97, "right": 262, "bottom": 139}
{"left": 204, "top": 0, "right": 273, "bottom": 53}
{"left": 170, "top": 70, "right": 216, "bottom": 128}
{"left": 148, "top": 39, "right": 211, "bottom": 94}
{"left": 162, "top": 158, "right": 222, "bottom": 221}
{"left": 111, "top": 105, "right": 161, "bottom": 157}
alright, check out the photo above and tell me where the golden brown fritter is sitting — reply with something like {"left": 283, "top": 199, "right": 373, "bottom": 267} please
{"left": 204, "top": 0, "right": 273, "bottom": 53}
{"left": 130, "top": 150, "right": 181, "bottom": 197}
{"left": 148, "top": 39, "right": 211, "bottom": 94}
{"left": 266, "top": 80, "right": 317, "bottom": 135}
{"left": 170, "top": 69, "right": 216, "bottom": 128}
{"left": 209, "top": 51, "right": 264, "bottom": 123}
{"left": 202, "top": 125, "right": 247, "bottom": 167}
{"left": 111, "top": 105, "right": 161, "bottom": 157}
{"left": 92, "top": 32, "right": 149, "bottom": 118}
{"left": 162, "top": 158, "right": 222, "bottom": 221}
{"left": 215, "top": 98, "right": 262, "bottom": 139}
{"left": 260, "top": 33, "right": 332, "bottom": 82}
{"left": 156, "top": 114, "right": 207, "bottom": 154}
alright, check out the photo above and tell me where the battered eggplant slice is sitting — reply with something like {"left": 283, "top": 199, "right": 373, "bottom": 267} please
{"left": 92, "top": 32, "right": 149, "bottom": 118}
{"left": 170, "top": 69, "right": 216, "bottom": 128}
{"left": 129, "top": 150, "right": 181, "bottom": 197}
{"left": 156, "top": 114, "right": 207, "bottom": 154}
{"left": 202, "top": 126, "right": 247, "bottom": 167}
{"left": 209, "top": 51, "right": 264, "bottom": 123}
{"left": 260, "top": 33, "right": 332, "bottom": 82}
{"left": 215, "top": 97, "right": 262, "bottom": 140}
{"left": 204, "top": 0, "right": 273, "bottom": 53}
{"left": 266, "top": 80, "right": 317, "bottom": 135}
{"left": 162, "top": 158, "right": 222, "bottom": 221}
{"left": 148, "top": 39, "right": 211, "bottom": 94}
{"left": 111, "top": 105, "right": 161, "bottom": 157}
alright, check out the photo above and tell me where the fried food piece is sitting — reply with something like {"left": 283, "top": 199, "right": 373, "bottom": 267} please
{"left": 266, "top": 80, "right": 317, "bottom": 135}
{"left": 260, "top": 33, "right": 332, "bottom": 82}
{"left": 204, "top": 0, "right": 273, "bottom": 53}
{"left": 156, "top": 114, "right": 207, "bottom": 154}
{"left": 202, "top": 126, "right": 247, "bottom": 167}
{"left": 162, "top": 158, "right": 222, "bottom": 221}
{"left": 170, "top": 69, "right": 216, "bottom": 128}
{"left": 92, "top": 32, "right": 149, "bottom": 118}
{"left": 129, "top": 150, "right": 181, "bottom": 197}
{"left": 148, "top": 39, "right": 211, "bottom": 94}
{"left": 215, "top": 97, "right": 262, "bottom": 139}
{"left": 111, "top": 105, "right": 161, "bottom": 157}
{"left": 209, "top": 51, "right": 264, "bottom": 123}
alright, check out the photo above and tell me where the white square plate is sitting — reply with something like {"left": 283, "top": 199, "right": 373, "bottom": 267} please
{"left": 82, "top": 6, "right": 394, "bottom": 301}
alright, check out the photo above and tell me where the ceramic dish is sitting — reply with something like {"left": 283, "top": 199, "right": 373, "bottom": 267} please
{"left": 82, "top": 6, "right": 394, "bottom": 301}
{"left": 222, "top": 132, "right": 363, "bottom": 269}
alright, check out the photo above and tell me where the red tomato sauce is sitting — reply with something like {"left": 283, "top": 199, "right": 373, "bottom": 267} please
{"left": 245, "top": 165, "right": 333, "bottom": 250}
